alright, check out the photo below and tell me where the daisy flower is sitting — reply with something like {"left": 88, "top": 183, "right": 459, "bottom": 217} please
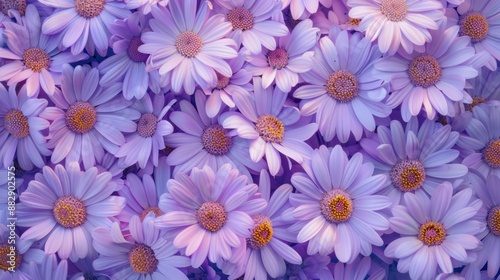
{"left": 211, "top": 0, "right": 289, "bottom": 55}
{"left": 155, "top": 164, "right": 268, "bottom": 268}
{"left": 359, "top": 118, "right": 468, "bottom": 206}
{"left": 274, "top": 243, "right": 333, "bottom": 280}
{"left": 458, "top": 104, "right": 500, "bottom": 178}
{"left": 27, "top": 254, "right": 68, "bottom": 280}
{"left": 311, "top": 0, "right": 362, "bottom": 33}
{"left": 281, "top": 0, "right": 331, "bottom": 20}
{"left": 347, "top": 0, "right": 445, "bottom": 54}
{"left": 289, "top": 145, "right": 391, "bottom": 262}
{"left": 139, "top": 0, "right": 238, "bottom": 94}
{"left": 245, "top": 19, "right": 319, "bottom": 93}
{"left": 165, "top": 90, "right": 266, "bottom": 180}
{"left": 201, "top": 52, "right": 253, "bottom": 118}
{"left": 374, "top": 23, "right": 478, "bottom": 121}
{"left": 222, "top": 170, "right": 302, "bottom": 279}
{"left": 385, "top": 182, "right": 483, "bottom": 280}
{"left": 93, "top": 215, "right": 190, "bottom": 279}
{"left": 462, "top": 66, "right": 500, "bottom": 111}
{"left": 40, "top": 0, "right": 130, "bottom": 56}
{"left": 0, "top": 84, "right": 51, "bottom": 171}
{"left": 471, "top": 174, "right": 500, "bottom": 278}
{"left": 17, "top": 163, "right": 125, "bottom": 261}
{"left": 114, "top": 93, "right": 175, "bottom": 169}
{"left": 98, "top": 12, "right": 160, "bottom": 100}
{"left": 293, "top": 29, "right": 390, "bottom": 143}
{"left": 42, "top": 64, "right": 138, "bottom": 170}
{"left": 222, "top": 78, "right": 318, "bottom": 176}
{"left": 0, "top": 5, "right": 88, "bottom": 97}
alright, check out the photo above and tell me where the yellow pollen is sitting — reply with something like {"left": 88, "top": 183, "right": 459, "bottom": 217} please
{"left": 381, "top": 0, "right": 408, "bottom": 22}
{"left": 347, "top": 18, "right": 361, "bottom": 26}
{"left": 4, "top": 109, "right": 29, "bottom": 138}
{"left": 1, "top": 0, "right": 26, "bottom": 15}
{"left": 487, "top": 206, "right": 500, "bottom": 236}
{"left": 0, "top": 244, "right": 22, "bottom": 271}
{"left": 139, "top": 207, "right": 164, "bottom": 221}
{"left": 53, "top": 196, "right": 87, "bottom": 228}
{"left": 483, "top": 139, "right": 500, "bottom": 169}
{"left": 23, "top": 48, "right": 50, "bottom": 73}
{"left": 128, "top": 244, "right": 158, "bottom": 274}
{"left": 196, "top": 201, "right": 227, "bottom": 232}
{"left": 248, "top": 215, "right": 273, "bottom": 249}
{"left": 418, "top": 221, "right": 446, "bottom": 246}
{"left": 75, "top": 0, "right": 105, "bottom": 18}
{"left": 466, "top": 97, "right": 486, "bottom": 111}
{"left": 325, "top": 70, "right": 359, "bottom": 102}
{"left": 390, "top": 159, "right": 426, "bottom": 192}
{"left": 255, "top": 115, "right": 285, "bottom": 143}
{"left": 459, "top": 12, "right": 489, "bottom": 42}
{"left": 65, "top": 101, "right": 97, "bottom": 134}
{"left": 320, "top": 189, "right": 353, "bottom": 223}
{"left": 408, "top": 55, "right": 442, "bottom": 88}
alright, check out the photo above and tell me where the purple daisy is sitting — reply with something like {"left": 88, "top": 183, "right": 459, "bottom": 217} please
{"left": 27, "top": 254, "right": 68, "bottom": 280}
{"left": 374, "top": 22, "right": 479, "bottom": 121}
{"left": 17, "top": 162, "right": 125, "bottom": 261}
{"left": 165, "top": 90, "right": 266, "bottom": 180}
{"left": 463, "top": 67, "right": 500, "bottom": 111}
{"left": 293, "top": 29, "right": 390, "bottom": 143}
{"left": 471, "top": 174, "right": 500, "bottom": 278}
{"left": 221, "top": 78, "right": 317, "bottom": 176}
{"left": 202, "top": 52, "right": 253, "bottom": 118}
{"left": 0, "top": 5, "right": 88, "bottom": 97}
{"left": 211, "top": 0, "right": 289, "bottom": 55}
{"left": 93, "top": 215, "right": 190, "bottom": 279}
{"left": 42, "top": 64, "right": 138, "bottom": 170}
{"left": 274, "top": 243, "right": 333, "bottom": 280}
{"left": 347, "top": 0, "right": 445, "bottom": 54}
{"left": 359, "top": 118, "right": 469, "bottom": 206}
{"left": 98, "top": 12, "right": 160, "bottom": 100}
{"left": 40, "top": 0, "right": 130, "bottom": 56}
{"left": 154, "top": 164, "right": 268, "bottom": 268}
{"left": 0, "top": 84, "right": 51, "bottom": 171}
{"left": 221, "top": 170, "right": 302, "bottom": 279}
{"left": 385, "top": 182, "right": 483, "bottom": 280}
{"left": 281, "top": 0, "right": 331, "bottom": 20}
{"left": 245, "top": 19, "right": 319, "bottom": 93}
{"left": 139, "top": 0, "right": 238, "bottom": 94}
{"left": 115, "top": 93, "right": 175, "bottom": 169}
{"left": 457, "top": 104, "right": 500, "bottom": 178}
{"left": 289, "top": 145, "right": 391, "bottom": 262}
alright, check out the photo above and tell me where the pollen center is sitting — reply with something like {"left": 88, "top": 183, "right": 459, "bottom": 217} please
{"left": 75, "top": 0, "right": 105, "bottom": 18}
{"left": 23, "top": 48, "right": 50, "bottom": 73}
{"left": 268, "top": 48, "right": 289, "bottom": 70}
{"left": 326, "top": 70, "right": 359, "bottom": 102}
{"left": 4, "top": 109, "right": 29, "bottom": 138}
{"left": 459, "top": 12, "right": 489, "bottom": 42}
{"left": 201, "top": 124, "right": 232, "bottom": 156}
{"left": 227, "top": 7, "right": 254, "bottom": 30}
{"left": 137, "top": 113, "right": 157, "bottom": 138}
{"left": 128, "top": 37, "right": 149, "bottom": 63}
{"left": 408, "top": 55, "right": 442, "bottom": 88}
{"left": 175, "top": 31, "right": 203, "bottom": 58}
{"left": 248, "top": 215, "right": 273, "bottom": 249}
{"left": 320, "top": 189, "right": 353, "bottom": 223}
{"left": 256, "top": 115, "right": 285, "bottom": 143}
{"left": 466, "top": 97, "right": 486, "bottom": 111}
{"left": 196, "top": 201, "right": 227, "bottom": 232}
{"left": 347, "top": 18, "right": 361, "bottom": 26}
{"left": 66, "top": 101, "right": 97, "bottom": 134}
{"left": 0, "top": 244, "right": 22, "bottom": 271}
{"left": 418, "top": 221, "right": 446, "bottom": 246}
{"left": 215, "top": 72, "right": 230, "bottom": 89}
{"left": 53, "top": 196, "right": 87, "bottom": 228}
{"left": 128, "top": 244, "right": 158, "bottom": 274}
{"left": 483, "top": 139, "right": 500, "bottom": 169}
{"left": 487, "top": 206, "right": 500, "bottom": 236}
{"left": 381, "top": 0, "right": 407, "bottom": 22}
{"left": 1, "top": 0, "right": 26, "bottom": 15}
{"left": 390, "top": 159, "right": 426, "bottom": 192}
{"left": 139, "top": 206, "right": 164, "bottom": 221}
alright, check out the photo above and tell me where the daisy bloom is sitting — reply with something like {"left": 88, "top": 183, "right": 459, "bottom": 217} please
{"left": 347, "top": 0, "right": 445, "bottom": 54}
{"left": 360, "top": 118, "right": 468, "bottom": 206}
{"left": 17, "top": 163, "right": 125, "bottom": 261}
{"left": 222, "top": 78, "right": 318, "bottom": 176}
{"left": 165, "top": 90, "right": 266, "bottom": 180}
{"left": 139, "top": 0, "right": 238, "bottom": 94}
{"left": 155, "top": 164, "right": 268, "bottom": 268}
{"left": 0, "top": 5, "right": 88, "bottom": 97}
{"left": 458, "top": 104, "right": 500, "bottom": 178}
{"left": 245, "top": 19, "right": 319, "bottom": 93}
{"left": 212, "top": 0, "right": 289, "bottom": 55}
{"left": 93, "top": 215, "right": 190, "bottom": 279}
{"left": 289, "top": 145, "right": 391, "bottom": 262}
{"left": 294, "top": 29, "right": 390, "bottom": 143}
{"left": 98, "top": 12, "right": 160, "bottom": 100}
{"left": 0, "top": 84, "right": 51, "bottom": 170}
{"left": 40, "top": 0, "right": 130, "bottom": 56}
{"left": 462, "top": 67, "right": 500, "bottom": 111}
{"left": 42, "top": 64, "right": 138, "bottom": 170}
{"left": 385, "top": 182, "right": 483, "bottom": 280}
{"left": 375, "top": 23, "right": 478, "bottom": 121}
{"left": 115, "top": 93, "right": 175, "bottom": 169}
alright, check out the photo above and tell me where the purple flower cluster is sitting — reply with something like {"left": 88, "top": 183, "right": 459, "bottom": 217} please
{"left": 1, "top": 0, "right": 500, "bottom": 279}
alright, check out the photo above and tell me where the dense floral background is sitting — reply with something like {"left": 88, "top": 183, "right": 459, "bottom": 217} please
{"left": 1, "top": 0, "right": 500, "bottom": 279}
